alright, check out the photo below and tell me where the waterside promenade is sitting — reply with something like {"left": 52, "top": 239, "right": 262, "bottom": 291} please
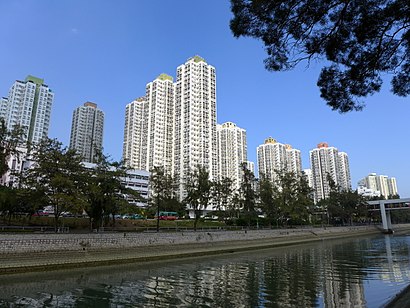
{"left": 1, "top": 225, "right": 410, "bottom": 275}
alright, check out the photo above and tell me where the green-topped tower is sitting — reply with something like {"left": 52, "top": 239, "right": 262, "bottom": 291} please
{"left": 0, "top": 75, "right": 54, "bottom": 143}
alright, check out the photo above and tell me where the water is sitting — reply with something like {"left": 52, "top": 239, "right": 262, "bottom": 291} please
{"left": 1, "top": 234, "right": 410, "bottom": 307}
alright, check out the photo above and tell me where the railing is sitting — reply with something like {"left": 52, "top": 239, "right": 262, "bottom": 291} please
{"left": 0, "top": 225, "right": 70, "bottom": 233}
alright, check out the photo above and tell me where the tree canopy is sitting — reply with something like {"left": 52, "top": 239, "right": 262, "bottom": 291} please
{"left": 230, "top": 0, "right": 410, "bottom": 112}
{"left": 0, "top": 118, "right": 26, "bottom": 178}
{"left": 23, "top": 138, "right": 85, "bottom": 231}
{"left": 184, "top": 165, "right": 212, "bottom": 230}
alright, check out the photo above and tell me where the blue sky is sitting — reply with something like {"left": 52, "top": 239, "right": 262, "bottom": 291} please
{"left": 1, "top": 1, "right": 409, "bottom": 196}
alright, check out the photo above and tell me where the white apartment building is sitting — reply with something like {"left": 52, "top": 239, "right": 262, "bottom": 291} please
{"left": 357, "top": 186, "right": 381, "bottom": 198}
{"left": 69, "top": 102, "right": 104, "bottom": 163}
{"left": 123, "top": 97, "right": 147, "bottom": 169}
{"left": 309, "top": 142, "right": 351, "bottom": 203}
{"left": 359, "top": 173, "right": 399, "bottom": 199}
{"left": 257, "top": 137, "right": 288, "bottom": 183}
{"left": 338, "top": 152, "right": 351, "bottom": 190}
{"left": 217, "top": 122, "right": 247, "bottom": 190}
{"left": 0, "top": 75, "right": 54, "bottom": 143}
{"left": 174, "top": 56, "right": 218, "bottom": 198}
{"left": 120, "top": 169, "right": 150, "bottom": 207}
{"left": 141, "top": 74, "right": 174, "bottom": 174}
{"left": 245, "top": 161, "right": 255, "bottom": 175}
{"left": 303, "top": 168, "right": 314, "bottom": 189}
{"left": 285, "top": 144, "right": 302, "bottom": 175}
{"left": 122, "top": 56, "right": 217, "bottom": 205}
{"left": 83, "top": 162, "right": 149, "bottom": 207}
{"left": 387, "top": 177, "right": 398, "bottom": 196}
{"left": 0, "top": 147, "right": 34, "bottom": 187}
{"left": 122, "top": 74, "right": 174, "bottom": 174}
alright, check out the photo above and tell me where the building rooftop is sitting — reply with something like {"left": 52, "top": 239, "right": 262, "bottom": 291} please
{"left": 264, "top": 137, "right": 277, "bottom": 144}
{"left": 25, "top": 75, "right": 44, "bottom": 86}
{"left": 157, "top": 73, "right": 173, "bottom": 82}
{"left": 188, "top": 55, "right": 206, "bottom": 63}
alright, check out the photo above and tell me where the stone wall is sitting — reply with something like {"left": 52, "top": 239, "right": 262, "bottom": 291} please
{"left": 0, "top": 226, "right": 379, "bottom": 254}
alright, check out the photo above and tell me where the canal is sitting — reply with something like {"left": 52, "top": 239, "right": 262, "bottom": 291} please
{"left": 1, "top": 233, "right": 410, "bottom": 307}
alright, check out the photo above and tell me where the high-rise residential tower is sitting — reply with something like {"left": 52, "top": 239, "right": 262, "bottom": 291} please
{"left": 337, "top": 152, "right": 351, "bottom": 190}
{"left": 69, "top": 102, "right": 104, "bottom": 163}
{"left": 358, "top": 173, "right": 399, "bottom": 199}
{"left": 122, "top": 56, "right": 217, "bottom": 202}
{"left": 285, "top": 144, "right": 302, "bottom": 175}
{"left": 141, "top": 74, "right": 174, "bottom": 174}
{"left": 122, "top": 74, "right": 174, "bottom": 174}
{"left": 173, "top": 56, "right": 218, "bottom": 197}
{"left": 0, "top": 75, "right": 54, "bottom": 143}
{"left": 245, "top": 161, "right": 255, "bottom": 175}
{"left": 309, "top": 142, "right": 351, "bottom": 203}
{"left": 303, "top": 168, "right": 314, "bottom": 189}
{"left": 217, "top": 122, "right": 247, "bottom": 190}
{"left": 257, "top": 137, "right": 288, "bottom": 183}
{"left": 123, "top": 97, "right": 147, "bottom": 169}
{"left": 387, "top": 177, "right": 398, "bottom": 196}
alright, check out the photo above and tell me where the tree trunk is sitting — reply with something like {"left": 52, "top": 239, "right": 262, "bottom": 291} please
{"left": 54, "top": 214, "right": 59, "bottom": 233}
{"left": 194, "top": 209, "right": 200, "bottom": 231}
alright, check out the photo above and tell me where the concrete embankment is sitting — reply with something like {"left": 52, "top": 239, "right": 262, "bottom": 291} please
{"left": 1, "top": 225, "right": 409, "bottom": 275}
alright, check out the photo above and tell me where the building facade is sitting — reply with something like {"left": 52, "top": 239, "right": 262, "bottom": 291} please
{"left": 217, "top": 122, "right": 247, "bottom": 190}
{"left": 173, "top": 56, "right": 218, "bottom": 197}
{"left": 122, "top": 75, "right": 174, "bottom": 173}
{"left": 69, "top": 102, "right": 104, "bottom": 163}
{"left": 337, "top": 152, "right": 351, "bottom": 190}
{"left": 285, "top": 144, "right": 302, "bottom": 175}
{"left": 257, "top": 137, "right": 289, "bottom": 183}
{"left": 141, "top": 74, "right": 174, "bottom": 174}
{"left": 123, "top": 97, "right": 147, "bottom": 169}
{"left": 0, "top": 147, "right": 35, "bottom": 187}
{"left": 245, "top": 161, "right": 255, "bottom": 175}
{"left": 0, "top": 75, "right": 54, "bottom": 143}
{"left": 309, "top": 142, "right": 351, "bottom": 203}
{"left": 82, "top": 162, "right": 149, "bottom": 207}
{"left": 358, "top": 173, "right": 399, "bottom": 199}
{"left": 303, "top": 168, "right": 314, "bottom": 189}
{"left": 122, "top": 56, "right": 218, "bottom": 203}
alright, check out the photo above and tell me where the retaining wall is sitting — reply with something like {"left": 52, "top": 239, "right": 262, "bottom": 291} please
{"left": 0, "top": 226, "right": 380, "bottom": 254}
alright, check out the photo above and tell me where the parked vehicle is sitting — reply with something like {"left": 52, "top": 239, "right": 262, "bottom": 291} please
{"left": 130, "top": 214, "right": 145, "bottom": 220}
{"left": 155, "top": 211, "right": 179, "bottom": 220}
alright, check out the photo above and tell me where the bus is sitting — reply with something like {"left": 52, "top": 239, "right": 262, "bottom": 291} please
{"left": 156, "top": 211, "right": 179, "bottom": 220}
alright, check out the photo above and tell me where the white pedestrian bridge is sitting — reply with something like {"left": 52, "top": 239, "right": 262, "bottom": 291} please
{"left": 367, "top": 198, "right": 410, "bottom": 233}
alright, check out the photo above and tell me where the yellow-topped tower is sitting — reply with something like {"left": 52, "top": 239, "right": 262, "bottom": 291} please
{"left": 264, "top": 137, "right": 277, "bottom": 144}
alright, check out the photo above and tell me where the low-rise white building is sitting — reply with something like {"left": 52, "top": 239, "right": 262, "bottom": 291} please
{"left": 357, "top": 186, "right": 381, "bottom": 198}
{"left": 82, "top": 162, "right": 150, "bottom": 207}
{"left": 0, "top": 147, "right": 34, "bottom": 187}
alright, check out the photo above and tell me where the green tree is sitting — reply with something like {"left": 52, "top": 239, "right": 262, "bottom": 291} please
{"left": 80, "top": 154, "right": 142, "bottom": 231}
{"left": 238, "top": 162, "right": 258, "bottom": 227}
{"left": 184, "top": 165, "right": 212, "bottom": 231}
{"left": 0, "top": 118, "right": 26, "bottom": 178}
{"left": 388, "top": 194, "right": 400, "bottom": 199}
{"left": 150, "top": 166, "right": 182, "bottom": 232}
{"left": 258, "top": 174, "right": 278, "bottom": 227}
{"left": 325, "top": 176, "right": 368, "bottom": 225}
{"left": 211, "top": 177, "right": 233, "bottom": 222}
{"left": 230, "top": 0, "right": 410, "bottom": 112}
{"left": 327, "top": 189, "right": 368, "bottom": 225}
{"left": 22, "top": 138, "right": 84, "bottom": 231}
{"left": 274, "top": 170, "right": 313, "bottom": 226}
